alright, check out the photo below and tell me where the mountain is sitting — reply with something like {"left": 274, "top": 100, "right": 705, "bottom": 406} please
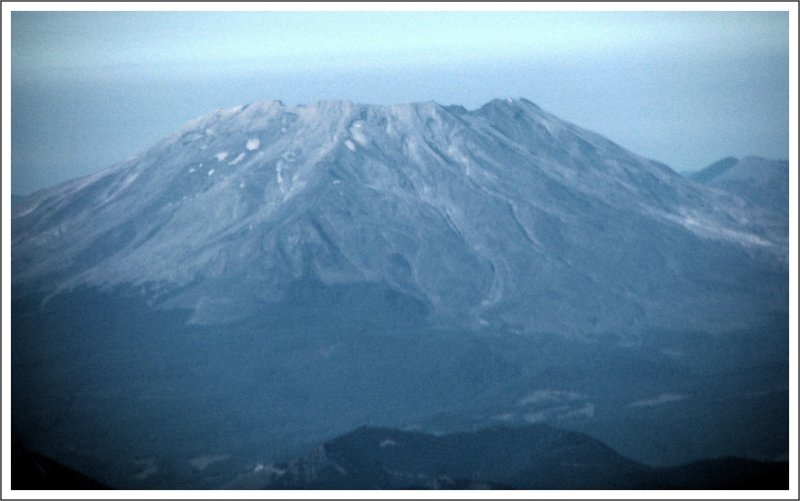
{"left": 690, "top": 156, "right": 789, "bottom": 215}
{"left": 12, "top": 99, "right": 786, "bottom": 334}
{"left": 11, "top": 98, "right": 789, "bottom": 488}
{"left": 224, "top": 425, "right": 787, "bottom": 490}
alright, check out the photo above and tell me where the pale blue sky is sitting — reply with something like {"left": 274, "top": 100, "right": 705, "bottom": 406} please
{"left": 11, "top": 10, "right": 790, "bottom": 195}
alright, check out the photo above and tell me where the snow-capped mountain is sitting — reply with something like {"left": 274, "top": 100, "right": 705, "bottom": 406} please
{"left": 11, "top": 98, "right": 787, "bottom": 335}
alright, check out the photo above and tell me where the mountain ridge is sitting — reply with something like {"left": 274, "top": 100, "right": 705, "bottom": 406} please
{"left": 12, "top": 424, "right": 787, "bottom": 490}
{"left": 224, "top": 424, "right": 788, "bottom": 490}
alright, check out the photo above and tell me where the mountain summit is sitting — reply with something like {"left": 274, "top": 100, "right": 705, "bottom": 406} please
{"left": 12, "top": 98, "right": 786, "bottom": 334}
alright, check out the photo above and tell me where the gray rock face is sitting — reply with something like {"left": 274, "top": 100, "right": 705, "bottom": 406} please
{"left": 12, "top": 98, "right": 788, "bottom": 335}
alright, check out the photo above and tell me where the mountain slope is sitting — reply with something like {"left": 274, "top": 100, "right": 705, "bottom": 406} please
{"left": 11, "top": 99, "right": 787, "bottom": 335}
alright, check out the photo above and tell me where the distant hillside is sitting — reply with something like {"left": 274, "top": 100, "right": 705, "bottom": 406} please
{"left": 690, "top": 157, "right": 740, "bottom": 183}
{"left": 224, "top": 425, "right": 788, "bottom": 490}
{"left": 690, "top": 156, "right": 789, "bottom": 214}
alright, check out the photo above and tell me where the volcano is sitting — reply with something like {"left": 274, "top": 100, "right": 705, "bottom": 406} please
{"left": 12, "top": 98, "right": 787, "bottom": 332}
{"left": 11, "top": 98, "right": 789, "bottom": 489}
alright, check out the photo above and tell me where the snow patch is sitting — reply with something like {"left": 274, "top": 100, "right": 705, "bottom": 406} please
{"left": 253, "top": 463, "right": 285, "bottom": 475}
{"left": 379, "top": 439, "right": 397, "bottom": 448}
{"left": 246, "top": 138, "right": 260, "bottom": 151}
{"left": 276, "top": 164, "right": 286, "bottom": 193}
{"left": 657, "top": 209, "right": 773, "bottom": 247}
{"left": 344, "top": 139, "right": 356, "bottom": 151}
{"left": 349, "top": 121, "right": 370, "bottom": 146}
{"left": 215, "top": 151, "right": 228, "bottom": 162}
{"left": 229, "top": 152, "right": 246, "bottom": 165}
